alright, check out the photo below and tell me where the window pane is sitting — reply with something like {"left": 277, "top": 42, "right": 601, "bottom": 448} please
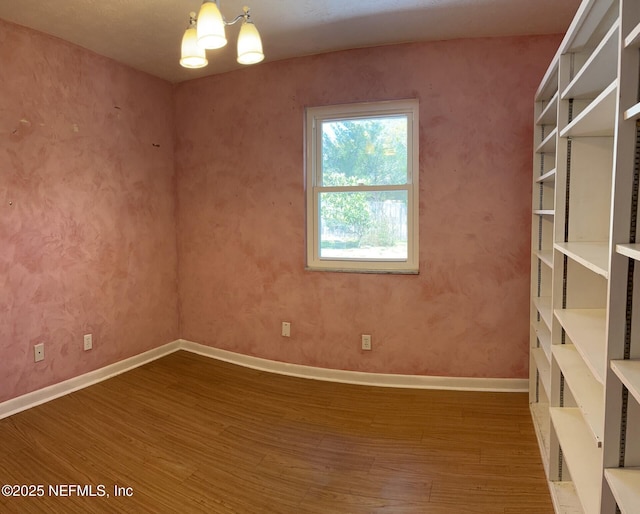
{"left": 321, "top": 116, "right": 408, "bottom": 186}
{"left": 319, "top": 191, "right": 408, "bottom": 260}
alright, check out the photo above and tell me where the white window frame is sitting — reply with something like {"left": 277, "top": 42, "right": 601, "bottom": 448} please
{"left": 305, "top": 99, "right": 419, "bottom": 273}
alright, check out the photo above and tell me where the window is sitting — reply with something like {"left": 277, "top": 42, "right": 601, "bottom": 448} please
{"left": 305, "top": 100, "right": 419, "bottom": 273}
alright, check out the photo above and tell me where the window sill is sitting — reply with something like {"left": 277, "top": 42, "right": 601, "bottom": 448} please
{"left": 304, "top": 266, "right": 419, "bottom": 275}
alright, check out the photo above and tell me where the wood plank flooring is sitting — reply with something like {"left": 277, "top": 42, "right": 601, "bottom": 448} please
{"left": 0, "top": 351, "right": 553, "bottom": 513}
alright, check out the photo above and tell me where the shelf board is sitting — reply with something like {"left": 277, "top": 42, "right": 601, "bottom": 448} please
{"left": 534, "top": 296, "right": 553, "bottom": 331}
{"left": 625, "top": 21, "right": 640, "bottom": 48}
{"left": 534, "top": 209, "right": 555, "bottom": 216}
{"left": 533, "top": 347, "right": 551, "bottom": 400}
{"left": 535, "top": 56, "right": 559, "bottom": 102}
{"left": 536, "top": 249, "right": 553, "bottom": 268}
{"left": 561, "top": 0, "right": 617, "bottom": 53}
{"left": 550, "top": 408, "right": 602, "bottom": 514}
{"left": 562, "top": 21, "right": 619, "bottom": 100}
{"left": 552, "top": 344, "right": 604, "bottom": 445}
{"left": 623, "top": 102, "right": 640, "bottom": 122}
{"left": 616, "top": 244, "right": 640, "bottom": 261}
{"left": 537, "top": 91, "right": 559, "bottom": 126}
{"left": 560, "top": 81, "right": 617, "bottom": 138}
{"left": 554, "top": 242, "right": 609, "bottom": 278}
{"left": 536, "top": 128, "right": 558, "bottom": 154}
{"left": 549, "top": 481, "right": 584, "bottom": 514}
{"left": 532, "top": 319, "right": 552, "bottom": 361}
{"left": 536, "top": 168, "right": 557, "bottom": 183}
{"left": 604, "top": 468, "right": 640, "bottom": 514}
{"left": 531, "top": 402, "right": 550, "bottom": 463}
{"left": 554, "top": 309, "right": 607, "bottom": 384}
{"left": 611, "top": 360, "right": 640, "bottom": 406}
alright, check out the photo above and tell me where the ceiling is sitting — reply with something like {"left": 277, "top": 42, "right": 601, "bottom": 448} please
{"left": 0, "top": 0, "right": 581, "bottom": 83}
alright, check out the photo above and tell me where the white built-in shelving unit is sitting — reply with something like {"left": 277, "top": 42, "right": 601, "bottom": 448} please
{"left": 529, "top": 0, "right": 640, "bottom": 512}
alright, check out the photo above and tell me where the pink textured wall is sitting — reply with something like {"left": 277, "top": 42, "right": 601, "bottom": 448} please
{"left": 0, "top": 21, "right": 562, "bottom": 406}
{"left": 0, "top": 20, "right": 179, "bottom": 402}
{"left": 174, "top": 35, "right": 562, "bottom": 379}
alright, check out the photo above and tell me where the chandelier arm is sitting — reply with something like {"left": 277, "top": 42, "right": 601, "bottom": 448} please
{"left": 214, "top": 1, "right": 251, "bottom": 26}
{"left": 223, "top": 13, "right": 247, "bottom": 26}
{"left": 196, "top": 2, "right": 251, "bottom": 26}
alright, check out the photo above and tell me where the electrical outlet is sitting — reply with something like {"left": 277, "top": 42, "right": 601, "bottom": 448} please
{"left": 34, "top": 343, "right": 45, "bottom": 362}
{"left": 282, "top": 322, "right": 291, "bottom": 337}
{"left": 361, "top": 334, "right": 372, "bottom": 351}
{"left": 83, "top": 333, "right": 93, "bottom": 351}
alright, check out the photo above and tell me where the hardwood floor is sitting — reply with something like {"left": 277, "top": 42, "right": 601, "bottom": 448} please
{"left": 0, "top": 351, "right": 553, "bottom": 513}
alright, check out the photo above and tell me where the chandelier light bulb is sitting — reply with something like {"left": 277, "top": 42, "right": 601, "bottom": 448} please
{"left": 180, "top": 13, "right": 208, "bottom": 69}
{"left": 197, "top": 1, "right": 227, "bottom": 50}
{"left": 237, "top": 19, "right": 264, "bottom": 65}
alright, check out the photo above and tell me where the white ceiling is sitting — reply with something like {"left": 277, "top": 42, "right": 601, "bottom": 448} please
{"left": 0, "top": 0, "right": 581, "bottom": 83}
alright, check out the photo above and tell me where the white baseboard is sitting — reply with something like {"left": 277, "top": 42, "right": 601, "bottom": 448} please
{"left": 0, "top": 341, "right": 181, "bottom": 420}
{"left": 0, "top": 339, "right": 527, "bottom": 420}
{"left": 180, "top": 339, "right": 528, "bottom": 393}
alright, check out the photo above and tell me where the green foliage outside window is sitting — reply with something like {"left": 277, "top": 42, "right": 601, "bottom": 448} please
{"left": 320, "top": 117, "right": 408, "bottom": 248}
{"left": 321, "top": 117, "right": 407, "bottom": 186}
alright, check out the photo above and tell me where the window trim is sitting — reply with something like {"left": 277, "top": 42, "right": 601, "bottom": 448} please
{"left": 305, "top": 99, "right": 419, "bottom": 273}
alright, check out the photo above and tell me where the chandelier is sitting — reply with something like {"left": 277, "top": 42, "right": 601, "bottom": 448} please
{"left": 180, "top": 0, "right": 264, "bottom": 69}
